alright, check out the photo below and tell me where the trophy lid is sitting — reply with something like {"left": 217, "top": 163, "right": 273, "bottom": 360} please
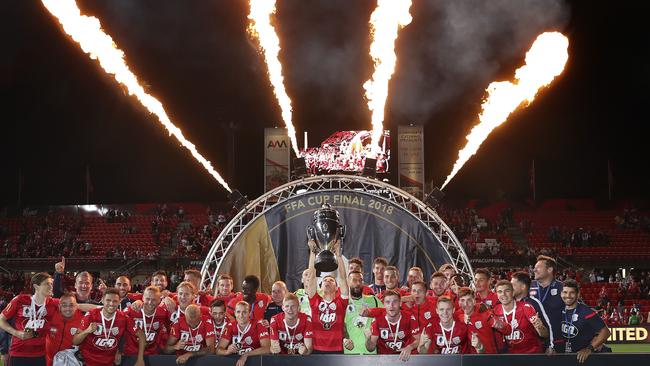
{"left": 312, "top": 203, "right": 340, "bottom": 223}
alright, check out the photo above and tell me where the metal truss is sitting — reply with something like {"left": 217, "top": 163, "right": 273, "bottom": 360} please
{"left": 200, "top": 175, "right": 474, "bottom": 292}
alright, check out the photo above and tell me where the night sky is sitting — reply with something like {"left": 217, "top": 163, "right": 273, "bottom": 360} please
{"left": 2, "top": 0, "right": 649, "bottom": 207}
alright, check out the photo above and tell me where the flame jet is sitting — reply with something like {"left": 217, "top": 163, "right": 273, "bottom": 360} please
{"left": 247, "top": 0, "right": 300, "bottom": 156}
{"left": 42, "top": 0, "right": 232, "bottom": 192}
{"left": 364, "top": 0, "right": 413, "bottom": 156}
{"left": 441, "top": 32, "right": 569, "bottom": 190}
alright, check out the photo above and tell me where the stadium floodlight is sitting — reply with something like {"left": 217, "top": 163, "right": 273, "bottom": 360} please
{"left": 424, "top": 187, "right": 445, "bottom": 209}
{"left": 292, "top": 157, "right": 308, "bottom": 179}
{"left": 228, "top": 189, "right": 249, "bottom": 211}
{"left": 362, "top": 157, "right": 377, "bottom": 178}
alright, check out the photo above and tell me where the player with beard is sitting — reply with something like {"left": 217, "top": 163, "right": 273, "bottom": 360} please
{"left": 474, "top": 269, "right": 499, "bottom": 308}
{"left": 150, "top": 271, "right": 169, "bottom": 295}
{"left": 213, "top": 275, "right": 239, "bottom": 306}
{"left": 218, "top": 302, "right": 269, "bottom": 366}
{"left": 343, "top": 270, "right": 382, "bottom": 354}
{"left": 226, "top": 275, "right": 271, "bottom": 322}
{"left": 114, "top": 276, "right": 143, "bottom": 312}
{"left": 419, "top": 297, "right": 477, "bottom": 354}
{"left": 493, "top": 280, "right": 547, "bottom": 353}
{"left": 166, "top": 304, "right": 215, "bottom": 365}
{"left": 455, "top": 287, "right": 506, "bottom": 354}
{"left": 269, "top": 294, "right": 313, "bottom": 355}
{"left": 347, "top": 258, "right": 376, "bottom": 295}
{"left": 511, "top": 271, "right": 554, "bottom": 353}
{"left": 306, "top": 239, "right": 349, "bottom": 353}
{"left": 264, "top": 281, "right": 288, "bottom": 322}
{"left": 426, "top": 272, "right": 449, "bottom": 304}
{"left": 209, "top": 299, "right": 228, "bottom": 345}
{"left": 43, "top": 292, "right": 84, "bottom": 366}
{"left": 365, "top": 290, "right": 420, "bottom": 361}
{"left": 0, "top": 273, "right": 60, "bottom": 366}
{"left": 559, "top": 280, "right": 610, "bottom": 363}
{"left": 122, "top": 286, "right": 170, "bottom": 365}
{"left": 74, "top": 288, "right": 143, "bottom": 366}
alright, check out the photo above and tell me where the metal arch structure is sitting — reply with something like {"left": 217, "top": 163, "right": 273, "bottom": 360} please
{"left": 199, "top": 175, "right": 474, "bottom": 292}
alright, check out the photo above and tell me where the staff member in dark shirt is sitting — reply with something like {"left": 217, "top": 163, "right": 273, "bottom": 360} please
{"left": 560, "top": 280, "right": 610, "bottom": 363}
{"left": 529, "top": 255, "right": 564, "bottom": 353}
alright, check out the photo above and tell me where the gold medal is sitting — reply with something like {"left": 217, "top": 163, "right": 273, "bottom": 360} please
{"left": 287, "top": 347, "right": 295, "bottom": 355}
{"left": 323, "top": 322, "right": 332, "bottom": 330}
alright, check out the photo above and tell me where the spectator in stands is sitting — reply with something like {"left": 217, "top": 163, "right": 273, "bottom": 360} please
{"left": 559, "top": 280, "right": 610, "bottom": 362}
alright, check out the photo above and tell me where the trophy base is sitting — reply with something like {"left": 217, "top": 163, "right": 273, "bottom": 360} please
{"left": 315, "top": 250, "right": 338, "bottom": 272}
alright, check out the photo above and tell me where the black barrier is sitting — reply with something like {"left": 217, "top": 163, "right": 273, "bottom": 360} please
{"left": 122, "top": 353, "right": 650, "bottom": 366}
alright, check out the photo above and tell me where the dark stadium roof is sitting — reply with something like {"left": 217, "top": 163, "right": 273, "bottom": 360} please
{"left": 2, "top": 0, "right": 649, "bottom": 206}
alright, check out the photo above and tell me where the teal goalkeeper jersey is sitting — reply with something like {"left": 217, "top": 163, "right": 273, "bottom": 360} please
{"left": 344, "top": 294, "right": 383, "bottom": 354}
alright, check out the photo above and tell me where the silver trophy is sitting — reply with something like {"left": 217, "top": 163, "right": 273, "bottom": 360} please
{"left": 306, "top": 204, "right": 346, "bottom": 272}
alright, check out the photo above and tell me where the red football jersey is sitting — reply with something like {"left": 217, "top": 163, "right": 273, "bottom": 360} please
{"left": 169, "top": 305, "right": 211, "bottom": 324}
{"left": 123, "top": 306, "right": 170, "bottom": 355}
{"left": 403, "top": 297, "right": 439, "bottom": 329}
{"left": 423, "top": 321, "right": 470, "bottom": 354}
{"left": 377, "top": 288, "right": 410, "bottom": 301}
{"left": 454, "top": 305, "right": 500, "bottom": 354}
{"left": 214, "top": 292, "right": 239, "bottom": 307}
{"left": 44, "top": 309, "right": 83, "bottom": 366}
{"left": 212, "top": 320, "right": 228, "bottom": 345}
{"left": 1, "top": 294, "right": 60, "bottom": 357}
{"left": 171, "top": 292, "right": 214, "bottom": 308}
{"left": 493, "top": 301, "right": 543, "bottom": 354}
{"left": 362, "top": 285, "right": 375, "bottom": 295}
{"left": 221, "top": 320, "right": 269, "bottom": 355}
{"left": 269, "top": 312, "right": 313, "bottom": 354}
{"left": 226, "top": 293, "right": 270, "bottom": 322}
{"left": 309, "top": 293, "right": 348, "bottom": 352}
{"left": 371, "top": 311, "right": 420, "bottom": 354}
{"left": 475, "top": 291, "right": 499, "bottom": 309}
{"left": 79, "top": 308, "right": 127, "bottom": 366}
{"left": 169, "top": 316, "right": 216, "bottom": 356}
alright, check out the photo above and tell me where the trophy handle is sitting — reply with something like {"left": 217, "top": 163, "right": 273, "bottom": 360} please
{"left": 306, "top": 226, "right": 316, "bottom": 242}
{"left": 339, "top": 225, "right": 346, "bottom": 240}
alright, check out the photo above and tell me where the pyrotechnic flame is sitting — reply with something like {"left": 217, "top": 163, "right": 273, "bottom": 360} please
{"left": 42, "top": 0, "right": 232, "bottom": 193}
{"left": 440, "top": 32, "right": 569, "bottom": 190}
{"left": 247, "top": 0, "right": 300, "bottom": 156}
{"left": 364, "top": 0, "right": 412, "bottom": 156}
